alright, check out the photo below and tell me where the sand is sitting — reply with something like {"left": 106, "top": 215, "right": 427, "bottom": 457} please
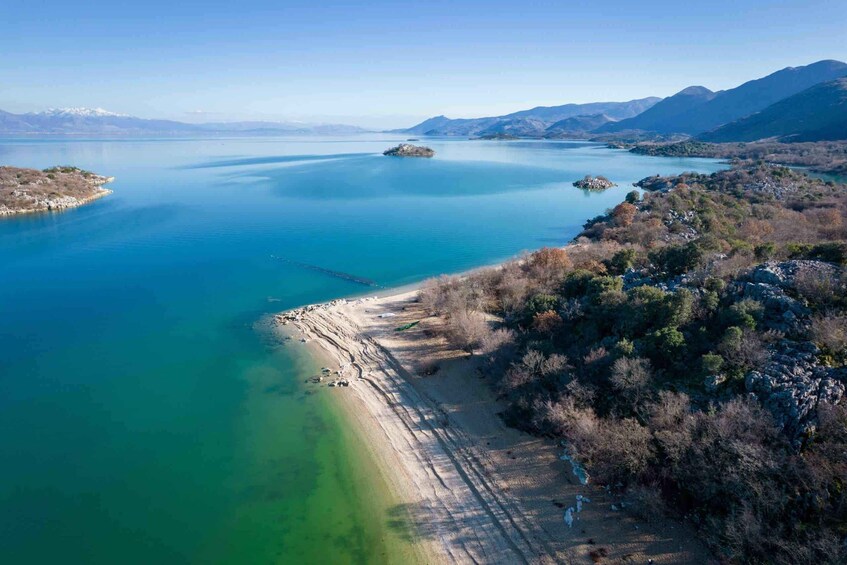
{"left": 274, "top": 290, "right": 716, "bottom": 564}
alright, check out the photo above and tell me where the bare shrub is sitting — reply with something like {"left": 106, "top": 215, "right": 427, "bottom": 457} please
{"left": 795, "top": 268, "right": 846, "bottom": 306}
{"left": 809, "top": 314, "right": 847, "bottom": 355}
{"left": 532, "top": 310, "right": 563, "bottom": 336}
{"left": 563, "top": 412, "right": 654, "bottom": 485}
{"left": 445, "top": 310, "right": 491, "bottom": 353}
{"left": 418, "top": 275, "right": 488, "bottom": 317}
{"left": 611, "top": 202, "right": 638, "bottom": 227}
{"left": 479, "top": 327, "right": 516, "bottom": 356}
{"left": 496, "top": 265, "right": 531, "bottom": 317}
{"left": 647, "top": 392, "right": 696, "bottom": 478}
{"left": 564, "top": 378, "right": 597, "bottom": 407}
{"left": 527, "top": 247, "right": 573, "bottom": 289}
{"left": 609, "top": 357, "right": 653, "bottom": 409}
{"left": 625, "top": 483, "right": 667, "bottom": 523}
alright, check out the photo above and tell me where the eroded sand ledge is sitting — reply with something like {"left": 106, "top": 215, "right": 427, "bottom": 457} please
{"left": 274, "top": 290, "right": 713, "bottom": 564}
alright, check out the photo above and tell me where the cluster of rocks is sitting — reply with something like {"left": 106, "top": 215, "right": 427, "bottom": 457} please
{"left": 663, "top": 208, "right": 699, "bottom": 241}
{"left": 634, "top": 174, "right": 686, "bottom": 192}
{"left": 746, "top": 340, "right": 846, "bottom": 444}
{"left": 742, "top": 178, "right": 803, "bottom": 201}
{"left": 730, "top": 261, "right": 847, "bottom": 443}
{"left": 304, "top": 367, "right": 352, "bottom": 389}
{"left": 382, "top": 144, "right": 435, "bottom": 158}
{"left": 726, "top": 263, "right": 820, "bottom": 335}
{"left": 573, "top": 175, "right": 616, "bottom": 191}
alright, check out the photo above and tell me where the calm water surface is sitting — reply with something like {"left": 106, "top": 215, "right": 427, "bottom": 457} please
{"left": 0, "top": 135, "right": 724, "bottom": 563}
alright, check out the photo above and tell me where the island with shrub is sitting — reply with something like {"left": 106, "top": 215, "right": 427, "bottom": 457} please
{"left": 382, "top": 143, "right": 435, "bottom": 158}
{"left": 573, "top": 175, "right": 616, "bottom": 191}
{"left": 0, "top": 166, "right": 114, "bottom": 217}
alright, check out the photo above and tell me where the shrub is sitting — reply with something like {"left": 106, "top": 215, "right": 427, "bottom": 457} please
{"left": 649, "top": 241, "right": 704, "bottom": 275}
{"left": 646, "top": 326, "right": 686, "bottom": 364}
{"left": 605, "top": 248, "right": 638, "bottom": 275}
{"left": 700, "top": 353, "right": 724, "bottom": 375}
{"left": 609, "top": 357, "right": 654, "bottom": 410}
{"left": 525, "top": 293, "right": 559, "bottom": 318}
{"left": 807, "top": 242, "right": 847, "bottom": 265}
{"left": 527, "top": 247, "right": 573, "bottom": 288}
{"left": 611, "top": 202, "right": 638, "bottom": 227}
{"left": 532, "top": 310, "right": 563, "bottom": 336}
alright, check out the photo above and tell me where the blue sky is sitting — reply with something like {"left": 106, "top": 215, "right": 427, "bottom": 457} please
{"left": 3, "top": 0, "right": 845, "bottom": 128}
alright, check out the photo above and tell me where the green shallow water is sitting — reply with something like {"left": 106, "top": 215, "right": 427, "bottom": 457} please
{"left": 0, "top": 135, "right": 724, "bottom": 563}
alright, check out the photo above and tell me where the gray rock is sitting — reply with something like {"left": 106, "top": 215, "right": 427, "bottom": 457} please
{"left": 745, "top": 340, "right": 846, "bottom": 444}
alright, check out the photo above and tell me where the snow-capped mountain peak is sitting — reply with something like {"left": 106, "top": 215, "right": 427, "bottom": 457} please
{"left": 30, "top": 107, "right": 130, "bottom": 118}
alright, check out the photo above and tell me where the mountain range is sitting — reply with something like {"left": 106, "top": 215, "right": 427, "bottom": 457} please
{"left": 700, "top": 77, "right": 847, "bottom": 143}
{"left": 0, "top": 108, "right": 367, "bottom": 136}
{"left": 394, "top": 98, "right": 660, "bottom": 137}
{"left": 5, "top": 59, "right": 847, "bottom": 142}
{"left": 400, "top": 59, "right": 847, "bottom": 142}
{"left": 600, "top": 59, "right": 847, "bottom": 135}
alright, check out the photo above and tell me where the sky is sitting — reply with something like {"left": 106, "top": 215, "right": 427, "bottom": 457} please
{"left": 2, "top": 0, "right": 846, "bottom": 129}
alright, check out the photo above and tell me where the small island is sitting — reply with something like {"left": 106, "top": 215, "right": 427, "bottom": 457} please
{"left": 572, "top": 175, "right": 616, "bottom": 191}
{"left": 1, "top": 166, "right": 114, "bottom": 217}
{"left": 383, "top": 144, "right": 435, "bottom": 158}
{"left": 474, "top": 133, "right": 520, "bottom": 140}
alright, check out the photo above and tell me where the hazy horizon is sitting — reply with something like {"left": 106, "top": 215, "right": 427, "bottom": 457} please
{"left": 4, "top": 0, "right": 846, "bottom": 129}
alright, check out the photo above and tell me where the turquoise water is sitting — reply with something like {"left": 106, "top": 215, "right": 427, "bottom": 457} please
{"left": 0, "top": 135, "right": 724, "bottom": 563}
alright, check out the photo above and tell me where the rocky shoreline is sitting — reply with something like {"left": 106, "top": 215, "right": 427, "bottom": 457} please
{"left": 0, "top": 166, "right": 114, "bottom": 217}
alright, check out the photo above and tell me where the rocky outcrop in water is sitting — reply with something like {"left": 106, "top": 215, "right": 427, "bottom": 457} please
{"left": 383, "top": 144, "right": 435, "bottom": 158}
{"left": 0, "top": 165, "right": 114, "bottom": 217}
{"left": 573, "top": 175, "right": 616, "bottom": 191}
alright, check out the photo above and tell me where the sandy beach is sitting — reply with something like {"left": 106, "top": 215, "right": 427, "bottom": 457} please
{"left": 274, "top": 288, "right": 715, "bottom": 564}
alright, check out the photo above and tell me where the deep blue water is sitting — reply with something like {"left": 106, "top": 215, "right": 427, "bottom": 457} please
{"left": 0, "top": 135, "right": 724, "bottom": 563}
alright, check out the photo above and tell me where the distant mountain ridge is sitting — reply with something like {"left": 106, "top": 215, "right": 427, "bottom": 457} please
{"left": 596, "top": 86, "right": 718, "bottom": 134}
{"left": 699, "top": 78, "right": 847, "bottom": 142}
{"left": 396, "top": 97, "right": 661, "bottom": 136}
{"left": 0, "top": 108, "right": 368, "bottom": 135}
{"left": 602, "top": 59, "right": 847, "bottom": 135}
{"left": 400, "top": 59, "right": 847, "bottom": 142}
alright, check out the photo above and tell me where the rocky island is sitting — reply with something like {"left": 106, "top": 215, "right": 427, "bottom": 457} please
{"left": 573, "top": 174, "right": 616, "bottom": 191}
{"left": 382, "top": 143, "right": 435, "bottom": 158}
{"left": 1, "top": 166, "right": 114, "bottom": 217}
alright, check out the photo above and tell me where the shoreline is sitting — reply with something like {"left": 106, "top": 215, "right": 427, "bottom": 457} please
{"left": 0, "top": 186, "right": 113, "bottom": 217}
{"left": 273, "top": 280, "right": 714, "bottom": 563}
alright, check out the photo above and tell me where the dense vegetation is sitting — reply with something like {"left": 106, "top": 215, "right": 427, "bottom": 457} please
{"left": 630, "top": 140, "right": 847, "bottom": 176}
{"left": 420, "top": 164, "right": 847, "bottom": 563}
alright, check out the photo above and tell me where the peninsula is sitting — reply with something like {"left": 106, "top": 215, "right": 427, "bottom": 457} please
{"left": 276, "top": 162, "right": 847, "bottom": 563}
{"left": 0, "top": 166, "right": 113, "bottom": 217}
{"left": 383, "top": 144, "right": 435, "bottom": 158}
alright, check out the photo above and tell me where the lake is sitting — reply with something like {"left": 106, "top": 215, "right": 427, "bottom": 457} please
{"left": 0, "top": 135, "right": 724, "bottom": 563}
